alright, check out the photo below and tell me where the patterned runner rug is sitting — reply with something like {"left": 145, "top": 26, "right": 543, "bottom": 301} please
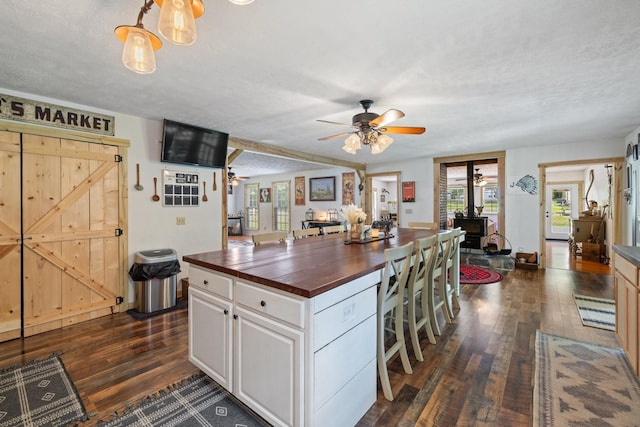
{"left": 573, "top": 294, "right": 615, "bottom": 331}
{"left": 534, "top": 331, "right": 640, "bottom": 426}
{"left": 97, "top": 375, "right": 270, "bottom": 427}
{"left": 0, "top": 354, "right": 88, "bottom": 427}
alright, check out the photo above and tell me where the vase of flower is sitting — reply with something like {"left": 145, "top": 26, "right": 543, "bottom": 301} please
{"left": 351, "top": 222, "right": 362, "bottom": 241}
{"left": 341, "top": 204, "right": 367, "bottom": 243}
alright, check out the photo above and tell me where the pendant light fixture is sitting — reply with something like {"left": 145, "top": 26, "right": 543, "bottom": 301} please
{"left": 115, "top": 0, "right": 253, "bottom": 74}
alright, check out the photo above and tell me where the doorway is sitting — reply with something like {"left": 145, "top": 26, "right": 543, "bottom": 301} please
{"left": 365, "top": 172, "right": 401, "bottom": 226}
{"left": 539, "top": 158, "right": 623, "bottom": 271}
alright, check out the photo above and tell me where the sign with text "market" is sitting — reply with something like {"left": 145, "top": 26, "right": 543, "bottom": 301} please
{"left": 0, "top": 93, "right": 115, "bottom": 136}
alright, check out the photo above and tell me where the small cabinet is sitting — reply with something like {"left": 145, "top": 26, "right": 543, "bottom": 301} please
{"left": 614, "top": 251, "right": 640, "bottom": 375}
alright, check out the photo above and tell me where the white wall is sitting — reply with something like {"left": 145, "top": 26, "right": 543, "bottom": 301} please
{"left": 229, "top": 167, "right": 361, "bottom": 233}
{"left": 369, "top": 139, "right": 624, "bottom": 254}
{"left": 1, "top": 88, "right": 224, "bottom": 302}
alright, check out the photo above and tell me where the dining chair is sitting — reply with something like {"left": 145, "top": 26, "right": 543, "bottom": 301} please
{"left": 445, "top": 227, "right": 463, "bottom": 312}
{"left": 407, "top": 221, "right": 438, "bottom": 230}
{"left": 292, "top": 228, "right": 320, "bottom": 239}
{"left": 406, "top": 235, "right": 439, "bottom": 361}
{"left": 322, "top": 224, "right": 345, "bottom": 234}
{"left": 427, "top": 230, "right": 454, "bottom": 335}
{"left": 377, "top": 241, "right": 414, "bottom": 401}
{"left": 252, "top": 231, "right": 288, "bottom": 246}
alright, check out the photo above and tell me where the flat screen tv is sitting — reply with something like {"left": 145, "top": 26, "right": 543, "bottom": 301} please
{"left": 161, "top": 119, "right": 229, "bottom": 168}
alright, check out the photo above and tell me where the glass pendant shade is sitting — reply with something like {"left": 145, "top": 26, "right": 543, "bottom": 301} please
{"left": 157, "top": 0, "right": 197, "bottom": 45}
{"left": 377, "top": 134, "right": 393, "bottom": 149}
{"left": 228, "top": 0, "right": 255, "bottom": 4}
{"left": 117, "top": 26, "right": 161, "bottom": 74}
{"left": 344, "top": 133, "right": 362, "bottom": 151}
{"left": 342, "top": 144, "right": 357, "bottom": 154}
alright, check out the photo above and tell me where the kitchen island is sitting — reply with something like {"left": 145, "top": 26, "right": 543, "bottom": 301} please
{"left": 183, "top": 228, "right": 462, "bottom": 427}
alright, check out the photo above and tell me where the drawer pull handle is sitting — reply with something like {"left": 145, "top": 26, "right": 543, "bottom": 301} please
{"left": 233, "top": 314, "right": 238, "bottom": 319}
{"left": 223, "top": 309, "right": 229, "bottom": 315}
{"left": 260, "top": 300, "right": 266, "bottom": 307}
{"left": 203, "top": 280, "right": 208, "bottom": 285}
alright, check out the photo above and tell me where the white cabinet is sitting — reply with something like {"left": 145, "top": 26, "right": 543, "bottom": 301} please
{"left": 189, "top": 287, "right": 233, "bottom": 389}
{"left": 188, "top": 265, "right": 379, "bottom": 427}
{"left": 235, "top": 305, "right": 304, "bottom": 427}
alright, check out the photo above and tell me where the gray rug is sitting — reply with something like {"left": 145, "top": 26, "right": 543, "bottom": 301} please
{"left": 97, "top": 375, "right": 270, "bottom": 427}
{"left": 534, "top": 331, "right": 640, "bottom": 426}
{"left": 0, "top": 354, "right": 88, "bottom": 427}
{"left": 574, "top": 294, "right": 615, "bottom": 331}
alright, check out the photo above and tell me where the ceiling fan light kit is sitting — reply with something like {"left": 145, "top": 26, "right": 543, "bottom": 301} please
{"left": 115, "top": 0, "right": 253, "bottom": 74}
{"left": 319, "top": 99, "right": 425, "bottom": 155}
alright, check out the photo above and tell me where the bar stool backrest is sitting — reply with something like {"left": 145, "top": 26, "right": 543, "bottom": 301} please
{"left": 293, "top": 228, "right": 320, "bottom": 239}
{"left": 252, "top": 231, "right": 288, "bottom": 246}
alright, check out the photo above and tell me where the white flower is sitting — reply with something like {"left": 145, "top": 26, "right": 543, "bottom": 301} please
{"left": 340, "top": 204, "right": 367, "bottom": 224}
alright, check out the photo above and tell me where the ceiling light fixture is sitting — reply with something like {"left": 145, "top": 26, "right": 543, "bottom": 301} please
{"left": 115, "top": 0, "right": 252, "bottom": 74}
{"left": 342, "top": 129, "right": 394, "bottom": 155}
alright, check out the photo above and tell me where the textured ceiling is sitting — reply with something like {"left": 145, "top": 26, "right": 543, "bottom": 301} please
{"left": 1, "top": 1, "right": 640, "bottom": 178}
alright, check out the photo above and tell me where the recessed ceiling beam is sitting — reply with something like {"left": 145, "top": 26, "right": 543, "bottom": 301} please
{"left": 227, "top": 148, "right": 244, "bottom": 164}
{"left": 229, "top": 136, "right": 366, "bottom": 172}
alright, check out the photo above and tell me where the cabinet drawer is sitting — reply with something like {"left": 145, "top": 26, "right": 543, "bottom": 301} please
{"left": 313, "top": 286, "right": 376, "bottom": 351}
{"left": 615, "top": 253, "right": 638, "bottom": 286}
{"left": 236, "top": 281, "right": 305, "bottom": 328}
{"left": 189, "top": 266, "right": 233, "bottom": 299}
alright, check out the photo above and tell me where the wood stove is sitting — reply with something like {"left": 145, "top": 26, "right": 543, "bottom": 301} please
{"left": 454, "top": 217, "right": 488, "bottom": 249}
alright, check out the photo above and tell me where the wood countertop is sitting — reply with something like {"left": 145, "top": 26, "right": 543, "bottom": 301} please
{"left": 183, "top": 228, "right": 445, "bottom": 298}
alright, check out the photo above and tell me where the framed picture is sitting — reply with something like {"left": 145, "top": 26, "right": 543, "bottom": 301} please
{"left": 402, "top": 181, "right": 415, "bottom": 202}
{"left": 260, "top": 188, "right": 271, "bottom": 203}
{"left": 295, "top": 176, "right": 305, "bottom": 205}
{"left": 342, "top": 172, "right": 355, "bottom": 205}
{"left": 309, "top": 176, "right": 336, "bottom": 201}
{"left": 381, "top": 194, "right": 386, "bottom": 202}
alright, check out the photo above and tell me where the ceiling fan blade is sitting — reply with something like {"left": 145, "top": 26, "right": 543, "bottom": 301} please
{"left": 318, "top": 132, "right": 351, "bottom": 141}
{"left": 369, "top": 109, "right": 404, "bottom": 127}
{"left": 316, "top": 119, "right": 353, "bottom": 127}
{"left": 381, "top": 126, "right": 426, "bottom": 135}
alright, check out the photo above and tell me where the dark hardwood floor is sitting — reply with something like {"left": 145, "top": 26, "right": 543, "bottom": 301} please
{"left": 0, "top": 261, "right": 617, "bottom": 426}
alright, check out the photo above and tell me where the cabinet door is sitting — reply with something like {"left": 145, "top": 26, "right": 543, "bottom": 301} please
{"left": 189, "top": 287, "right": 233, "bottom": 390}
{"left": 626, "top": 280, "right": 639, "bottom": 374}
{"left": 234, "top": 306, "right": 303, "bottom": 427}
{"left": 615, "top": 271, "right": 627, "bottom": 348}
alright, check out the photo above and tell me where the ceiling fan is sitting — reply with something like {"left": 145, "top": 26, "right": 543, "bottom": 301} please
{"left": 453, "top": 169, "right": 495, "bottom": 186}
{"left": 228, "top": 167, "right": 249, "bottom": 186}
{"left": 317, "top": 99, "right": 426, "bottom": 154}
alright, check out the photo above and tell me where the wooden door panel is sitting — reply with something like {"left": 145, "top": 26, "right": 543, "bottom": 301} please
{"left": 21, "top": 133, "right": 121, "bottom": 336}
{"left": 0, "top": 131, "right": 22, "bottom": 341}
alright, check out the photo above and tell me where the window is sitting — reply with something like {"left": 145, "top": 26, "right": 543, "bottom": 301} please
{"left": 244, "top": 183, "right": 259, "bottom": 230}
{"left": 272, "top": 181, "right": 290, "bottom": 232}
{"left": 481, "top": 185, "right": 499, "bottom": 213}
{"left": 447, "top": 186, "right": 466, "bottom": 213}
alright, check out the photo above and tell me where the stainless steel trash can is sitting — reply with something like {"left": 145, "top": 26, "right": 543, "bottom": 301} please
{"left": 131, "top": 249, "right": 179, "bottom": 313}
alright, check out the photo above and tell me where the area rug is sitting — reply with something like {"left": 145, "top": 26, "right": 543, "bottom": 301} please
{"left": 534, "top": 331, "right": 640, "bottom": 426}
{"left": 97, "top": 374, "right": 270, "bottom": 427}
{"left": 126, "top": 298, "right": 188, "bottom": 320}
{"left": 573, "top": 294, "right": 615, "bottom": 331}
{"left": 0, "top": 354, "right": 88, "bottom": 427}
{"left": 459, "top": 265, "right": 503, "bottom": 284}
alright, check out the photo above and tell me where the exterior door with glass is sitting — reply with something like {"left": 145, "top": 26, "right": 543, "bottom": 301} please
{"left": 545, "top": 184, "right": 579, "bottom": 240}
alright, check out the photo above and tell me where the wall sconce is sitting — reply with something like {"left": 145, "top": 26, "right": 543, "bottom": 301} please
{"left": 115, "top": 0, "right": 252, "bottom": 74}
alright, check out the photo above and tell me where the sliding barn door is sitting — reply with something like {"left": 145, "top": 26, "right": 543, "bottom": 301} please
{"left": 21, "top": 133, "right": 122, "bottom": 337}
{"left": 0, "top": 131, "right": 22, "bottom": 342}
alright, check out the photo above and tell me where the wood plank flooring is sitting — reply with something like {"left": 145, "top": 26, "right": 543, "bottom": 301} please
{"left": 0, "top": 261, "right": 618, "bottom": 426}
